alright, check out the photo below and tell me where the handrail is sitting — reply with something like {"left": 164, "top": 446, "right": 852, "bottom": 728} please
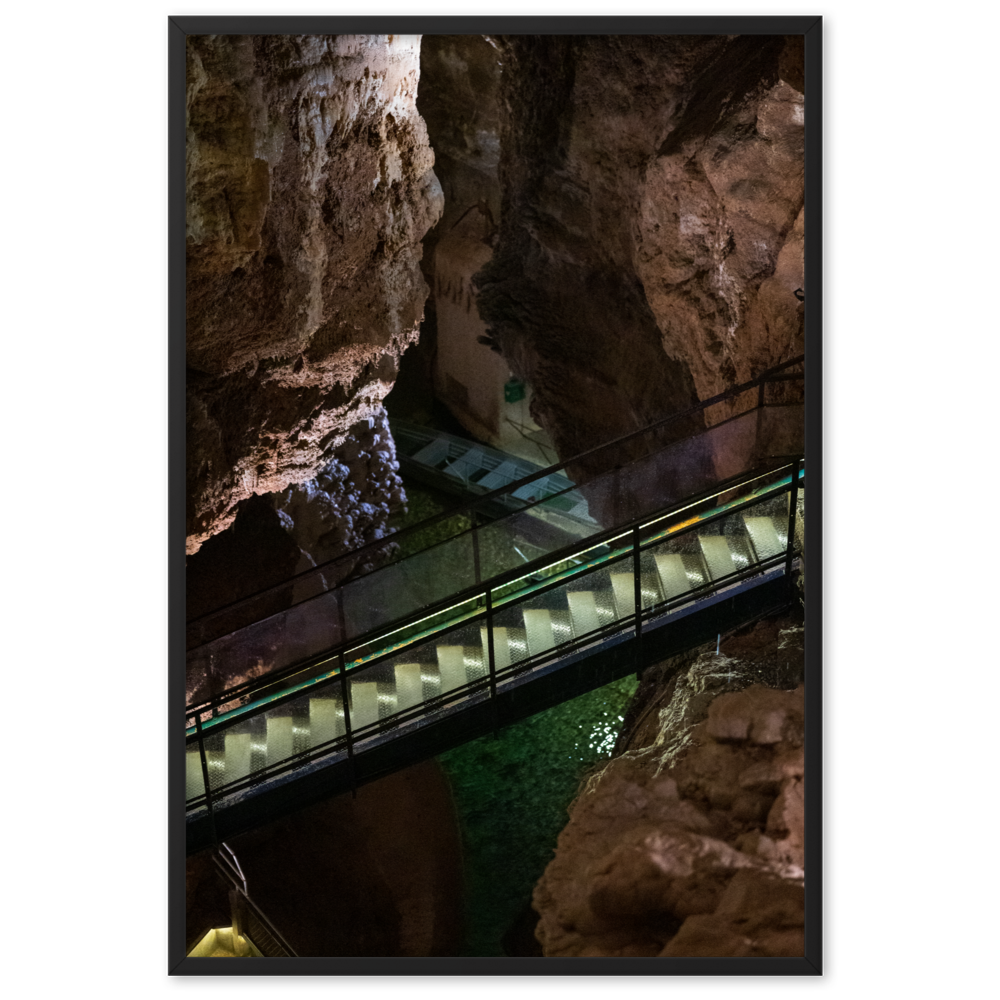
{"left": 186, "top": 459, "right": 789, "bottom": 716}
{"left": 187, "top": 355, "right": 803, "bottom": 634}
{"left": 184, "top": 466, "right": 803, "bottom": 818}
{"left": 217, "top": 842, "right": 246, "bottom": 894}
{"left": 186, "top": 460, "right": 803, "bottom": 731}
{"left": 185, "top": 460, "right": 797, "bottom": 719}
{"left": 210, "top": 844, "right": 298, "bottom": 958}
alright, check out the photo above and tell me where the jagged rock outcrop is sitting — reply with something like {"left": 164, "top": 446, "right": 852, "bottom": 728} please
{"left": 417, "top": 35, "right": 502, "bottom": 271}
{"left": 533, "top": 620, "right": 806, "bottom": 957}
{"left": 186, "top": 34, "right": 443, "bottom": 554}
{"left": 273, "top": 407, "right": 406, "bottom": 579}
{"left": 416, "top": 36, "right": 561, "bottom": 462}
{"left": 474, "top": 35, "right": 805, "bottom": 474}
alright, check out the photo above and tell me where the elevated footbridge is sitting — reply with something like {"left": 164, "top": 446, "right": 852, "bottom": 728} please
{"left": 184, "top": 359, "right": 805, "bottom": 853}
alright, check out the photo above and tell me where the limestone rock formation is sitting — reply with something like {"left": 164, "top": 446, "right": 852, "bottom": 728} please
{"left": 416, "top": 36, "right": 558, "bottom": 460}
{"left": 273, "top": 407, "right": 406, "bottom": 582}
{"left": 417, "top": 34, "right": 503, "bottom": 269}
{"left": 474, "top": 35, "right": 805, "bottom": 472}
{"left": 186, "top": 34, "right": 443, "bottom": 554}
{"left": 533, "top": 624, "right": 806, "bottom": 958}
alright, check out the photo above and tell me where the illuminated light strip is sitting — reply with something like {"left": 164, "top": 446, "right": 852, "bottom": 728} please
{"left": 187, "top": 467, "right": 803, "bottom": 736}
{"left": 640, "top": 466, "right": 793, "bottom": 531}
{"left": 489, "top": 469, "right": 802, "bottom": 604}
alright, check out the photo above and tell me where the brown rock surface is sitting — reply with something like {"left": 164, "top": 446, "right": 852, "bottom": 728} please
{"left": 473, "top": 35, "right": 805, "bottom": 476}
{"left": 532, "top": 617, "right": 806, "bottom": 958}
{"left": 186, "top": 34, "right": 442, "bottom": 553}
{"left": 417, "top": 34, "right": 502, "bottom": 270}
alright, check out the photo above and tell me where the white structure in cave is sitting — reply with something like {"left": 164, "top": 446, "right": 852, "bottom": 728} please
{"left": 432, "top": 211, "right": 556, "bottom": 466}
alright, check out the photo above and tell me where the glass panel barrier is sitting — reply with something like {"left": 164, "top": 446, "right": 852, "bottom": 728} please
{"left": 187, "top": 448, "right": 799, "bottom": 709}
{"left": 757, "top": 404, "right": 805, "bottom": 462}
{"left": 474, "top": 511, "right": 524, "bottom": 581}
{"left": 575, "top": 416, "right": 756, "bottom": 530}
{"left": 704, "top": 409, "right": 764, "bottom": 485}
{"left": 343, "top": 592, "right": 484, "bottom": 669}
{"left": 187, "top": 474, "right": 804, "bottom": 809}
{"left": 638, "top": 488, "right": 797, "bottom": 628}
{"left": 185, "top": 740, "right": 206, "bottom": 804}
{"left": 489, "top": 546, "right": 636, "bottom": 675}
{"left": 702, "top": 383, "right": 758, "bottom": 428}
{"left": 794, "top": 488, "right": 805, "bottom": 553}
{"left": 192, "top": 610, "right": 501, "bottom": 804}
{"left": 187, "top": 673, "right": 351, "bottom": 802}
{"left": 763, "top": 372, "right": 805, "bottom": 406}
{"left": 188, "top": 467, "right": 790, "bottom": 732}
{"left": 186, "top": 588, "right": 343, "bottom": 713}
{"left": 187, "top": 363, "right": 803, "bottom": 663}
{"left": 340, "top": 529, "right": 476, "bottom": 639}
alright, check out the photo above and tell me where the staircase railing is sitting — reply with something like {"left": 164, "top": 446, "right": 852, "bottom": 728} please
{"left": 187, "top": 355, "right": 803, "bottom": 651}
{"left": 186, "top": 458, "right": 804, "bottom": 816}
{"left": 210, "top": 843, "right": 298, "bottom": 958}
{"left": 186, "top": 359, "right": 803, "bottom": 710}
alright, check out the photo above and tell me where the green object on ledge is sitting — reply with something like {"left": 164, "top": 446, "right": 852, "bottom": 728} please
{"left": 504, "top": 377, "right": 526, "bottom": 403}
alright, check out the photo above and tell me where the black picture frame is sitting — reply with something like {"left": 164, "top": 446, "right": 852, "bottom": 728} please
{"left": 169, "top": 15, "right": 822, "bottom": 975}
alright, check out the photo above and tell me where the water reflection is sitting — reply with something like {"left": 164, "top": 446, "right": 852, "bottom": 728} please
{"left": 439, "top": 675, "right": 637, "bottom": 955}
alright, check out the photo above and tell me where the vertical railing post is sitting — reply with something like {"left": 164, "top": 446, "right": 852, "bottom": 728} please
{"left": 613, "top": 463, "right": 623, "bottom": 523}
{"left": 472, "top": 519, "right": 482, "bottom": 586}
{"left": 337, "top": 652, "right": 357, "bottom": 798}
{"left": 336, "top": 588, "right": 347, "bottom": 649}
{"left": 194, "top": 713, "right": 219, "bottom": 848}
{"left": 785, "top": 458, "right": 801, "bottom": 584}
{"left": 485, "top": 586, "right": 498, "bottom": 737}
{"left": 229, "top": 889, "right": 249, "bottom": 956}
{"left": 633, "top": 525, "right": 643, "bottom": 679}
{"left": 209, "top": 653, "right": 218, "bottom": 719}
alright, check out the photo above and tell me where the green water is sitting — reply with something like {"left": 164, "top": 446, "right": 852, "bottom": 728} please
{"left": 394, "top": 483, "right": 638, "bottom": 954}
{"left": 438, "top": 674, "right": 638, "bottom": 956}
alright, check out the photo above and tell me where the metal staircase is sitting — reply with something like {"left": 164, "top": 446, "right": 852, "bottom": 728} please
{"left": 392, "top": 418, "right": 597, "bottom": 529}
{"left": 185, "top": 452, "right": 805, "bottom": 853}
{"left": 187, "top": 843, "right": 297, "bottom": 959}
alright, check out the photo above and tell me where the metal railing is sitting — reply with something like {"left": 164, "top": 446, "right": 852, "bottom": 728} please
{"left": 186, "top": 459, "right": 804, "bottom": 816}
{"left": 186, "top": 361, "right": 803, "bottom": 714}
{"left": 210, "top": 843, "right": 298, "bottom": 958}
{"left": 187, "top": 355, "right": 803, "bottom": 651}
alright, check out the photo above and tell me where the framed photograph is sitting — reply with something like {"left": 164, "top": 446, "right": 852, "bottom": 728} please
{"left": 170, "top": 15, "right": 821, "bottom": 975}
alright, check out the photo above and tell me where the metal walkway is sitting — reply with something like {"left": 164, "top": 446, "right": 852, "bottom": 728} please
{"left": 185, "top": 451, "right": 805, "bottom": 853}
{"left": 391, "top": 418, "right": 597, "bottom": 530}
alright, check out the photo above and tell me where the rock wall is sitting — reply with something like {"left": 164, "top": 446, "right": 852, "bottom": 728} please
{"left": 417, "top": 35, "right": 503, "bottom": 272}
{"left": 274, "top": 407, "right": 406, "bottom": 583}
{"left": 186, "top": 34, "right": 442, "bottom": 554}
{"left": 533, "top": 617, "right": 806, "bottom": 958}
{"left": 417, "top": 35, "right": 557, "bottom": 463}
{"left": 430, "top": 210, "right": 507, "bottom": 442}
{"left": 473, "top": 35, "right": 805, "bottom": 474}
